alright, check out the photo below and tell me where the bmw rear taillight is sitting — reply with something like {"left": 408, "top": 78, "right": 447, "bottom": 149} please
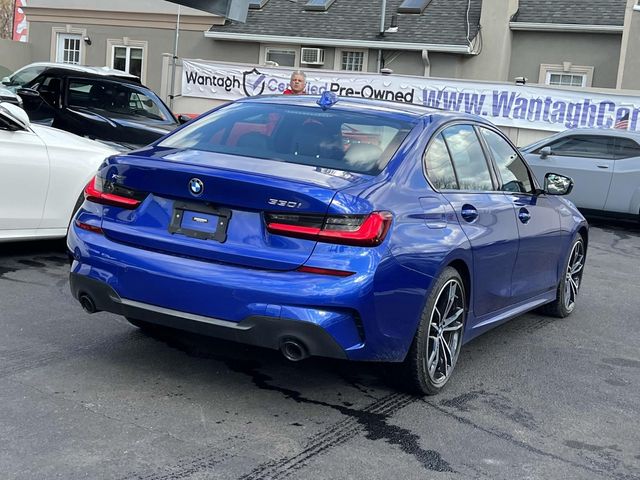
{"left": 74, "top": 220, "right": 103, "bottom": 234}
{"left": 84, "top": 176, "right": 144, "bottom": 209}
{"left": 265, "top": 211, "right": 393, "bottom": 247}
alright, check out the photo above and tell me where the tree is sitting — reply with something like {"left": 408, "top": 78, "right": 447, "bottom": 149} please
{"left": 0, "top": 0, "right": 14, "bottom": 40}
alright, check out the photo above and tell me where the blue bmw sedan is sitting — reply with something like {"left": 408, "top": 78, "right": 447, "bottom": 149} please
{"left": 67, "top": 93, "right": 588, "bottom": 395}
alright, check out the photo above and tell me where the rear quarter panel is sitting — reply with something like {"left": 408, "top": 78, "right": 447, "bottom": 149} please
{"left": 606, "top": 157, "right": 640, "bottom": 215}
{"left": 338, "top": 119, "right": 473, "bottom": 358}
{"left": 33, "top": 125, "right": 115, "bottom": 228}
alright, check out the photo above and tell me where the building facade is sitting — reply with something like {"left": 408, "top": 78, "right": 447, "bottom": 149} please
{"left": 6, "top": 0, "right": 640, "bottom": 96}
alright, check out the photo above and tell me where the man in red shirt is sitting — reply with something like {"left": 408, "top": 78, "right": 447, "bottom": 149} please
{"left": 283, "top": 70, "right": 306, "bottom": 95}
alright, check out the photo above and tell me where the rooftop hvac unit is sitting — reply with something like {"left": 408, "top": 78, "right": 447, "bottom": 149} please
{"left": 301, "top": 48, "right": 325, "bottom": 65}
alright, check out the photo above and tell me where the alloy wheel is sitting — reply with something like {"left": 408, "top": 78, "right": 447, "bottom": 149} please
{"left": 425, "top": 279, "right": 465, "bottom": 386}
{"left": 564, "top": 240, "right": 585, "bottom": 312}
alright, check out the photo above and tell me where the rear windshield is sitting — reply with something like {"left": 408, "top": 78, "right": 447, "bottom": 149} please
{"left": 158, "top": 102, "right": 416, "bottom": 175}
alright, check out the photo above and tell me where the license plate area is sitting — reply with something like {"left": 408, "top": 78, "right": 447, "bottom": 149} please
{"left": 169, "top": 201, "right": 232, "bottom": 242}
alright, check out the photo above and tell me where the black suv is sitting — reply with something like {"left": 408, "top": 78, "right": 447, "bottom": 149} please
{"left": 14, "top": 65, "right": 186, "bottom": 150}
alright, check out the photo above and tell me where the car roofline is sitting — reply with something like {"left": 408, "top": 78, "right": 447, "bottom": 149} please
{"left": 27, "top": 69, "right": 145, "bottom": 88}
{"left": 521, "top": 127, "right": 640, "bottom": 151}
{"left": 550, "top": 128, "right": 640, "bottom": 137}
{"left": 233, "top": 94, "right": 488, "bottom": 123}
{"left": 13, "top": 62, "right": 139, "bottom": 80}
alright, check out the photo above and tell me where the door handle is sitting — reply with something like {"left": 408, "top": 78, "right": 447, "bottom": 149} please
{"left": 518, "top": 207, "right": 531, "bottom": 224}
{"left": 460, "top": 204, "right": 478, "bottom": 223}
{"left": 597, "top": 165, "right": 609, "bottom": 169}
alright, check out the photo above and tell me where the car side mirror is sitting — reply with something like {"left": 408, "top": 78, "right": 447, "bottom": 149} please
{"left": 17, "top": 87, "right": 41, "bottom": 99}
{"left": 544, "top": 172, "right": 573, "bottom": 195}
{"left": 539, "top": 146, "right": 552, "bottom": 159}
{"left": 177, "top": 114, "right": 193, "bottom": 125}
{"left": 1, "top": 76, "right": 11, "bottom": 86}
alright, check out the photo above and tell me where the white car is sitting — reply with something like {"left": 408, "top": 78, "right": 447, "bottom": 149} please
{"left": 522, "top": 128, "right": 640, "bottom": 221}
{"left": 0, "top": 102, "right": 117, "bottom": 242}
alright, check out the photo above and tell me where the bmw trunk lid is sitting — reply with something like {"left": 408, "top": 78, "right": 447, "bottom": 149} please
{"left": 96, "top": 151, "right": 369, "bottom": 271}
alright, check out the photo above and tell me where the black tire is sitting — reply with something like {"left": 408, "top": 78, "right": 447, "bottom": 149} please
{"left": 538, "top": 234, "right": 586, "bottom": 318}
{"left": 398, "top": 267, "right": 467, "bottom": 396}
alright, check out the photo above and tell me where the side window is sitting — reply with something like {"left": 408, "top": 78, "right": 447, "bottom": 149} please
{"left": 126, "top": 91, "right": 167, "bottom": 121}
{"left": 37, "top": 76, "right": 62, "bottom": 108}
{"left": 67, "top": 79, "right": 168, "bottom": 121}
{"left": 424, "top": 134, "right": 458, "bottom": 189}
{"left": 613, "top": 137, "right": 640, "bottom": 159}
{"left": 539, "top": 135, "right": 614, "bottom": 159}
{"left": 68, "top": 79, "right": 101, "bottom": 109}
{"left": 480, "top": 128, "right": 534, "bottom": 193}
{"left": 441, "top": 125, "right": 493, "bottom": 191}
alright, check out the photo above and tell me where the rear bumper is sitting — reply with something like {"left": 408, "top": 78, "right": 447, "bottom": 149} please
{"left": 67, "top": 218, "right": 430, "bottom": 362}
{"left": 70, "top": 273, "right": 347, "bottom": 359}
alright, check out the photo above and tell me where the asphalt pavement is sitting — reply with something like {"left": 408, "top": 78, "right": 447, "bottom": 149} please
{"left": 0, "top": 220, "right": 639, "bottom": 480}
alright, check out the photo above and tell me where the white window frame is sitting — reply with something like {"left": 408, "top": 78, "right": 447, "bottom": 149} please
{"left": 539, "top": 63, "right": 594, "bottom": 87}
{"left": 546, "top": 72, "right": 587, "bottom": 87}
{"left": 106, "top": 38, "right": 148, "bottom": 84}
{"left": 260, "top": 45, "right": 300, "bottom": 67}
{"left": 334, "top": 49, "right": 368, "bottom": 72}
{"left": 50, "top": 26, "right": 87, "bottom": 65}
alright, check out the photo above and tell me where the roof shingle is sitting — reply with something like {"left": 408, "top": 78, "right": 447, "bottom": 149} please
{"left": 208, "top": 0, "right": 482, "bottom": 47}
{"left": 512, "top": 0, "right": 627, "bottom": 26}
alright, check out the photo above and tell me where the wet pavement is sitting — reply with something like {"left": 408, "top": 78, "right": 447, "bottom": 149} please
{"left": 0, "top": 222, "right": 639, "bottom": 480}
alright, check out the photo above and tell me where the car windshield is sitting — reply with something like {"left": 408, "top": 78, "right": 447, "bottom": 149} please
{"left": 10, "top": 66, "right": 46, "bottom": 86}
{"left": 67, "top": 78, "right": 169, "bottom": 121}
{"left": 158, "top": 102, "right": 416, "bottom": 175}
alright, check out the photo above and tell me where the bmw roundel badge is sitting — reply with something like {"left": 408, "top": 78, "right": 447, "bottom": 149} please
{"left": 189, "top": 178, "right": 204, "bottom": 196}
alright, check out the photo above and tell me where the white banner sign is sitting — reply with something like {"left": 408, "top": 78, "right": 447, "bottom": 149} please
{"left": 182, "top": 59, "right": 640, "bottom": 133}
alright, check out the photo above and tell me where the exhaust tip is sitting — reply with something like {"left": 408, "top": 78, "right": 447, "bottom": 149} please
{"left": 280, "top": 339, "right": 309, "bottom": 362}
{"left": 79, "top": 293, "right": 97, "bottom": 314}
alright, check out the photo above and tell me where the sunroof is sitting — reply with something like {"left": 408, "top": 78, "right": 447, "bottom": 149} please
{"left": 304, "top": 0, "right": 336, "bottom": 11}
{"left": 249, "top": 0, "right": 269, "bottom": 8}
{"left": 397, "top": 0, "right": 432, "bottom": 14}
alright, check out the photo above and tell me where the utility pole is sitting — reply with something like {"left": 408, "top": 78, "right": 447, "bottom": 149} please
{"left": 169, "top": 5, "right": 181, "bottom": 110}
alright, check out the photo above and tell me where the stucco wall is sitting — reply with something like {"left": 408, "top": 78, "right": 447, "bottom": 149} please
{"left": 461, "top": 0, "right": 518, "bottom": 82}
{"left": 619, "top": 10, "right": 640, "bottom": 90}
{"left": 0, "top": 39, "right": 33, "bottom": 78}
{"left": 26, "top": 0, "right": 211, "bottom": 15}
{"left": 509, "top": 31, "right": 622, "bottom": 88}
{"left": 428, "top": 53, "right": 462, "bottom": 79}
{"left": 26, "top": 22, "right": 260, "bottom": 93}
{"left": 207, "top": 40, "right": 261, "bottom": 66}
